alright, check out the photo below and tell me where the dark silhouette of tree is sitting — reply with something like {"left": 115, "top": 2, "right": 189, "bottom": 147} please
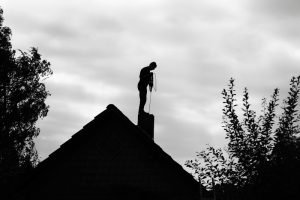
{"left": 186, "top": 76, "right": 300, "bottom": 199}
{"left": 185, "top": 145, "right": 243, "bottom": 190}
{"left": 268, "top": 76, "right": 300, "bottom": 199}
{"left": 0, "top": 7, "right": 52, "bottom": 197}
{"left": 221, "top": 79, "right": 280, "bottom": 186}
{"left": 273, "top": 76, "right": 300, "bottom": 161}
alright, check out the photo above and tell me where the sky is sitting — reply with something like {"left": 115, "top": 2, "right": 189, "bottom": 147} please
{"left": 2, "top": 0, "right": 300, "bottom": 167}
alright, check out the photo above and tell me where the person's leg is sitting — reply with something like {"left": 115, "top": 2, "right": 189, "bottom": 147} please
{"left": 139, "top": 88, "right": 147, "bottom": 113}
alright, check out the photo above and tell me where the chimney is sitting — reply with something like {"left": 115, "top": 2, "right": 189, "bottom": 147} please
{"left": 138, "top": 113, "right": 155, "bottom": 140}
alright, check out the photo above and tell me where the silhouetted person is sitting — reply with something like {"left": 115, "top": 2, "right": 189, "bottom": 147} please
{"left": 138, "top": 62, "right": 157, "bottom": 114}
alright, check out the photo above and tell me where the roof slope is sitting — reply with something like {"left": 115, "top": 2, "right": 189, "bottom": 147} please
{"left": 15, "top": 104, "right": 201, "bottom": 200}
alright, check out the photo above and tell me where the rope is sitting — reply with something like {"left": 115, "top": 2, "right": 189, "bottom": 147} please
{"left": 148, "top": 72, "right": 157, "bottom": 114}
{"left": 153, "top": 72, "right": 157, "bottom": 91}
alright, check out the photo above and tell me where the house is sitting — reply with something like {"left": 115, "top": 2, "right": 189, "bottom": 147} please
{"left": 15, "top": 104, "right": 202, "bottom": 200}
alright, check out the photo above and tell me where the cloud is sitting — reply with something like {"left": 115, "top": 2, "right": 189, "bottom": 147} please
{"left": 245, "top": 0, "right": 300, "bottom": 45}
{"left": 3, "top": 0, "right": 300, "bottom": 166}
{"left": 250, "top": 0, "right": 300, "bottom": 18}
{"left": 156, "top": 113, "right": 213, "bottom": 162}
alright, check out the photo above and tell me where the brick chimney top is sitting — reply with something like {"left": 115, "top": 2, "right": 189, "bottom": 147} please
{"left": 138, "top": 113, "right": 155, "bottom": 140}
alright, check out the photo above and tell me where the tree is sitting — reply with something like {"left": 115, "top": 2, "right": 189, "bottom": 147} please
{"left": 220, "top": 79, "right": 280, "bottom": 186}
{"left": 269, "top": 76, "right": 300, "bottom": 199}
{"left": 273, "top": 76, "right": 300, "bottom": 161}
{"left": 185, "top": 145, "right": 243, "bottom": 190}
{"left": 0, "top": 7, "right": 52, "bottom": 195}
{"left": 186, "top": 76, "right": 300, "bottom": 199}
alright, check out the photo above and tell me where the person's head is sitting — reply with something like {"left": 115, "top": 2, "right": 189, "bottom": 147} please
{"left": 149, "top": 62, "right": 157, "bottom": 70}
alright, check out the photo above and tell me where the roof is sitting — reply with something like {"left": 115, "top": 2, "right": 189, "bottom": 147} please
{"left": 37, "top": 104, "right": 193, "bottom": 179}
{"left": 15, "top": 104, "right": 201, "bottom": 200}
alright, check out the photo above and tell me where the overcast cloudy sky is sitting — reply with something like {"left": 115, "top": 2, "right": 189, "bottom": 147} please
{"left": 2, "top": 0, "right": 300, "bottom": 166}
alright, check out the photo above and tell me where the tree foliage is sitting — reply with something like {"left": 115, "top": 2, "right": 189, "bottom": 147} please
{"left": 186, "top": 76, "right": 300, "bottom": 199}
{"left": 185, "top": 145, "right": 243, "bottom": 190}
{"left": 0, "top": 7, "right": 52, "bottom": 194}
{"left": 273, "top": 76, "right": 300, "bottom": 161}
